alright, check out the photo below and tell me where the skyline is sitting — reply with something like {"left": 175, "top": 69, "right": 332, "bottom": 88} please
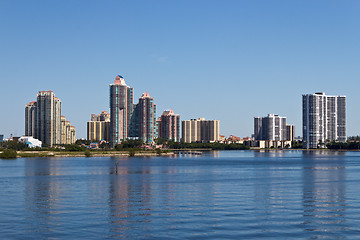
{"left": 1, "top": 1, "right": 360, "bottom": 138}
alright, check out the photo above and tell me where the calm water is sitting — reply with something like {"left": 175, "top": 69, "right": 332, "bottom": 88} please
{"left": 1, "top": 150, "right": 360, "bottom": 239}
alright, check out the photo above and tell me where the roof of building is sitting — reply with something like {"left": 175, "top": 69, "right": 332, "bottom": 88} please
{"left": 162, "top": 109, "right": 174, "bottom": 116}
{"left": 113, "top": 75, "right": 127, "bottom": 85}
{"left": 141, "top": 92, "right": 151, "bottom": 98}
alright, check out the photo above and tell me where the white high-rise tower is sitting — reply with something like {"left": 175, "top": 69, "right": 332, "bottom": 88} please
{"left": 302, "top": 92, "right": 346, "bottom": 149}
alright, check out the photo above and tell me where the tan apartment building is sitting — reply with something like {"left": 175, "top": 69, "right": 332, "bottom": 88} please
{"left": 87, "top": 111, "right": 111, "bottom": 142}
{"left": 60, "top": 116, "right": 76, "bottom": 144}
{"left": 182, "top": 118, "right": 220, "bottom": 143}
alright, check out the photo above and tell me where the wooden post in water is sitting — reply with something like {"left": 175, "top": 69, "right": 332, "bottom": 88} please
{"left": 115, "top": 162, "right": 118, "bottom": 174}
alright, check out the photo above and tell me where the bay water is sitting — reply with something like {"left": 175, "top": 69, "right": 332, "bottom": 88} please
{"left": 1, "top": 150, "right": 360, "bottom": 239}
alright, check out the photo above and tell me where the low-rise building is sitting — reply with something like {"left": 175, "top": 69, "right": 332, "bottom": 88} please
{"left": 246, "top": 140, "right": 292, "bottom": 149}
{"left": 19, "top": 136, "right": 42, "bottom": 148}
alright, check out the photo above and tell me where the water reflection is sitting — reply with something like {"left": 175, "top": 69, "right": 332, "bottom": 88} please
{"left": 24, "top": 158, "right": 61, "bottom": 237}
{"left": 108, "top": 160, "right": 152, "bottom": 238}
{"left": 302, "top": 152, "right": 347, "bottom": 238}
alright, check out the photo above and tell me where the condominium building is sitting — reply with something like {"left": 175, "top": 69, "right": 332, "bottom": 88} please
{"left": 25, "top": 91, "right": 61, "bottom": 146}
{"left": 254, "top": 114, "right": 287, "bottom": 141}
{"left": 303, "top": 92, "right": 346, "bottom": 149}
{"left": 61, "top": 116, "right": 76, "bottom": 144}
{"left": 87, "top": 111, "right": 111, "bottom": 142}
{"left": 158, "top": 109, "right": 180, "bottom": 142}
{"left": 25, "top": 101, "right": 37, "bottom": 137}
{"left": 25, "top": 91, "right": 75, "bottom": 146}
{"left": 91, "top": 110, "right": 110, "bottom": 122}
{"left": 109, "top": 75, "right": 134, "bottom": 146}
{"left": 136, "top": 92, "right": 157, "bottom": 143}
{"left": 286, "top": 124, "right": 295, "bottom": 141}
{"left": 182, "top": 118, "right": 220, "bottom": 143}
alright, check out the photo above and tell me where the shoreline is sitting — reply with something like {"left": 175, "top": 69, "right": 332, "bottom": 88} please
{"left": 2, "top": 148, "right": 359, "bottom": 159}
{"left": 14, "top": 151, "right": 175, "bottom": 158}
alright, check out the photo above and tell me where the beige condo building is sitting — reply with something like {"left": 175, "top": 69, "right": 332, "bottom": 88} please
{"left": 87, "top": 111, "right": 111, "bottom": 142}
{"left": 60, "top": 116, "right": 76, "bottom": 144}
{"left": 25, "top": 91, "right": 76, "bottom": 146}
{"left": 182, "top": 118, "right": 220, "bottom": 143}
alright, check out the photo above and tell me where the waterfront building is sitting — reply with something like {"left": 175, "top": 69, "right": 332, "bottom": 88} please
{"left": 0, "top": 134, "right": 3, "bottom": 143}
{"left": 248, "top": 140, "right": 292, "bottom": 149}
{"left": 87, "top": 111, "right": 110, "bottom": 142}
{"left": 91, "top": 110, "right": 110, "bottom": 122}
{"left": 136, "top": 92, "right": 156, "bottom": 143}
{"left": 158, "top": 109, "right": 180, "bottom": 142}
{"left": 109, "top": 75, "right": 134, "bottom": 146}
{"left": 60, "top": 116, "right": 76, "bottom": 144}
{"left": 30, "top": 91, "right": 61, "bottom": 146}
{"left": 155, "top": 117, "right": 161, "bottom": 139}
{"left": 25, "top": 101, "right": 37, "bottom": 137}
{"left": 128, "top": 103, "right": 139, "bottom": 138}
{"left": 19, "top": 136, "right": 42, "bottom": 148}
{"left": 254, "top": 114, "right": 287, "bottom": 141}
{"left": 286, "top": 124, "right": 295, "bottom": 141}
{"left": 182, "top": 118, "right": 220, "bottom": 143}
{"left": 303, "top": 92, "right": 346, "bottom": 149}
{"left": 25, "top": 91, "right": 75, "bottom": 146}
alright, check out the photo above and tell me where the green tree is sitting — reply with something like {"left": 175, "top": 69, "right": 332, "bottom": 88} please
{"left": 0, "top": 149, "right": 17, "bottom": 159}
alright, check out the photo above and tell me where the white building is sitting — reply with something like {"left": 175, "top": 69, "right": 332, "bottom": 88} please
{"left": 19, "top": 136, "right": 42, "bottom": 148}
{"left": 302, "top": 92, "right": 346, "bottom": 149}
{"left": 254, "top": 114, "right": 287, "bottom": 141}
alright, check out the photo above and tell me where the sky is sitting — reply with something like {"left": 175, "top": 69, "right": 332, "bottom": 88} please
{"left": 1, "top": 0, "right": 360, "bottom": 139}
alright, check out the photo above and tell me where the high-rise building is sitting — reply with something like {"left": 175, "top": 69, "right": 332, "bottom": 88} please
{"left": 91, "top": 110, "right": 110, "bottom": 122}
{"left": 0, "top": 135, "right": 3, "bottom": 143}
{"left": 182, "top": 118, "right": 220, "bottom": 143}
{"left": 254, "top": 114, "right": 287, "bottom": 141}
{"left": 158, "top": 109, "right": 180, "bottom": 142}
{"left": 25, "top": 101, "right": 37, "bottom": 137}
{"left": 137, "top": 92, "right": 156, "bottom": 143}
{"left": 109, "top": 75, "right": 134, "bottom": 146}
{"left": 25, "top": 91, "right": 75, "bottom": 146}
{"left": 286, "top": 124, "right": 295, "bottom": 141}
{"left": 35, "top": 91, "right": 61, "bottom": 146}
{"left": 87, "top": 111, "right": 111, "bottom": 142}
{"left": 60, "top": 116, "right": 76, "bottom": 144}
{"left": 303, "top": 92, "right": 346, "bottom": 149}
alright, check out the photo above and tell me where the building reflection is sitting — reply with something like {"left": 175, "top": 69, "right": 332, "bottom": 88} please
{"left": 108, "top": 160, "right": 152, "bottom": 238}
{"left": 302, "top": 151, "right": 347, "bottom": 238}
{"left": 24, "top": 158, "right": 61, "bottom": 236}
{"left": 107, "top": 157, "right": 217, "bottom": 238}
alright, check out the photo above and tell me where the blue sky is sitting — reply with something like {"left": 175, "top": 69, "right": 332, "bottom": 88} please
{"left": 1, "top": 0, "right": 360, "bottom": 139}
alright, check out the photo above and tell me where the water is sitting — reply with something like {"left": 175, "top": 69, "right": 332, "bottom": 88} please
{"left": 1, "top": 150, "right": 360, "bottom": 239}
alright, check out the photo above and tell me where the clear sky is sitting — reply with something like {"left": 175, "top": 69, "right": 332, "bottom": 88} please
{"left": 1, "top": 0, "right": 360, "bottom": 139}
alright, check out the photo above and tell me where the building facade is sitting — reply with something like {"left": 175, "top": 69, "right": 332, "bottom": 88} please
{"left": 25, "top": 91, "right": 75, "bottom": 146}
{"left": 286, "top": 124, "right": 295, "bottom": 141}
{"left": 61, "top": 116, "right": 76, "bottom": 144}
{"left": 182, "top": 118, "right": 220, "bottom": 143}
{"left": 254, "top": 114, "right": 287, "bottom": 141}
{"left": 109, "top": 75, "right": 134, "bottom": 146}
{"left": 87, "top": 111, "right": 111, "bottom": 142}
{"left": 303, "top": 92, "right": 346, "bottom": 149}
{"left": 136, "top": 92, "right": 156, "bottom": 143}
{"left": 25, "top": 101, "right": 37, "bottom": 137}
{"left": 158, "top": 109, "right": 180, "bottom": 142}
